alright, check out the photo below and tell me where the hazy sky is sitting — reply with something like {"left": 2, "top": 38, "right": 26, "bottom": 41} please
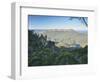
{"left": 28, "top": 15, "right": 88, "bottom": 31}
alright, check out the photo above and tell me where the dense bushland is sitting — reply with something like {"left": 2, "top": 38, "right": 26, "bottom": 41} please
{"left": 28, "top": 30, "right": 88, "bottom": 66}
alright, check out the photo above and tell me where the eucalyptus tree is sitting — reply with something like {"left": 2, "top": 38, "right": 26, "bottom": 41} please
{"left": 69, "top": 17, "right": 88, "bottom": 27}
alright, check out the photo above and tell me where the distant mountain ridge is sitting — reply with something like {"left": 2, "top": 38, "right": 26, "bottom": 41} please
{"left": 35, "top": 29, "right": 88, "bottom": 48}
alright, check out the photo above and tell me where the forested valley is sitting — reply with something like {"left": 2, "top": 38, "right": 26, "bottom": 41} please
{"left": 28, "top": 30, "right": 88, "bottom": 66}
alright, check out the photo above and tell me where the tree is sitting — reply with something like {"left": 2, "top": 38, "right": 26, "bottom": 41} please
{"left": 28, "top": 30, "right": 88, "bottom": 66}
{"left": 69, "top": 17, "right": 88, "bottom": 27}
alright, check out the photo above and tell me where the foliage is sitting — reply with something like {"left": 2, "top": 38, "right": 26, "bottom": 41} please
{"left": 69, "top": 17, "right": 88, "bottom": 27}
{"left": 28, "top": 30, "right": 88, "bottom": 66}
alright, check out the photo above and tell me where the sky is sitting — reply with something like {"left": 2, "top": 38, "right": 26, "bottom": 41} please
{"left": 28, "top": 15, "right": 88, "bottom": 32}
